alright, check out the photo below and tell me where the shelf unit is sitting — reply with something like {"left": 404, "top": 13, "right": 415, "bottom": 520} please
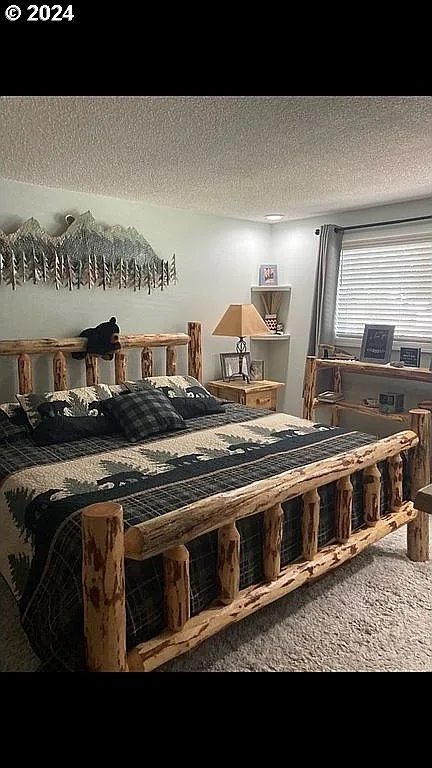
{"left": 313, "top": 398, "right": 411, "bottom": 425}
{"left": 250, "top": 333, "right": 290, "bottom": 341}
{"left": 303, "top": 356, "right": 432, "bottom": 425}
{"left": 250, "top": 285, "right": 291, "bottom": 410}
{"left": 251, "top": 286, "right": 292, "bottom": 293}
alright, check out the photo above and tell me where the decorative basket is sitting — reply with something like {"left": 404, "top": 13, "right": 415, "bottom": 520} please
{"left": 264, "top": 314, "right": 277, "bottom": 333}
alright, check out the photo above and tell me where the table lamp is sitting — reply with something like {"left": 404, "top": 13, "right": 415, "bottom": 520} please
{"left": 212, "top": 303, "right": 270, "bottom": 382}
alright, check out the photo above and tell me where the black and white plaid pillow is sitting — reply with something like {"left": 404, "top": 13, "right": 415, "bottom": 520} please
{"left": 102, "top": 385, "right": 186, "bottom": 442}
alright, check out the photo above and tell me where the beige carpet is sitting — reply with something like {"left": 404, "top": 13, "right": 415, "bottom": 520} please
{"left": 1, "top": 524, "right": 431, "bottom": 672}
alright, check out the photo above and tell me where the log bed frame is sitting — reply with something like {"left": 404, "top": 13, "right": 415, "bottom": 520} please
{"left": 0, "top": 321, "right": 430, "bottom": 672}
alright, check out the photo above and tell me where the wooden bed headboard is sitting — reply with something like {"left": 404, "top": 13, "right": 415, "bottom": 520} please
{"left": 0, "top": 321, "right": 202, "bottom": 395}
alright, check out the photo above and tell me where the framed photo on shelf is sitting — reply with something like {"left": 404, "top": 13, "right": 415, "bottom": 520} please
{"left": 250, "top": 360, "right": 264, "bottom": 381}
{"left": 399, "top": 347, "right": 421, "bottom": 367}
{"left": 258, "top": 264, "right": 278, "bottom": 286}
{"left": 220, "top": 352, "right": 251, "bottom": 381}
{"left": 359, "top": 324, "right": 395, "bottom": 364}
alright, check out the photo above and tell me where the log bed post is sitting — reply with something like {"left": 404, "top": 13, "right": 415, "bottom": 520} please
{"left": 302, "top": 356, "right": 317, "bottom": 420}
{"left": 302, "top": 488, "right": 320, "bottom": 560}
{"left": 53, "top": 350, "right": 67, "bottom": 391}
{"left": 408, "top": 408, "right": 430, "bottom": 561}
{"left": 17, "top": 353, "right": 33, "bottom": 394}
{"left": 363, "top": 463, "right": 381, "bottom": 526}
{"left": 336, "top": 475, "right": 353, "bottom": 543}
{"left": 218, "top": 523, "right": 240, "bottom": 604}
{"left": 188, "top": 321, "right": 202, "bottom": 383}
{"left": 263, "top": 504, "right": 283, "bottom": 582}
{"left": 388, "top": 453, "right": 403, "bottom": 511}
{"left": 141, "top": 347, "right": 153, "bottom": 378}
{"left": 166, "top": 346, "right": 177, "bottom": 376}
{"left": 114, "top": 351, "right": 127, "bottom": 384}
{"left": 82, "top": 502, "right": 127, "bottom": 672}
{"left": 85, "top": 353, "right": 99, "bottom": 386}
{"left": 163, "top": 545, "right": 190, "bottom": 631}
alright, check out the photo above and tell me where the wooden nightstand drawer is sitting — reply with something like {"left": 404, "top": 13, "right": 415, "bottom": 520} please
{"left": 208, "top": 385, "right": 239, "bottom": 403}
{"left": 245, "top": 391, "right": 276, "bottom": 410}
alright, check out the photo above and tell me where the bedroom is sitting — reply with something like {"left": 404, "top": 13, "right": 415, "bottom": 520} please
{"left": 0, "top": 95, "right": 431, "bottom": 672}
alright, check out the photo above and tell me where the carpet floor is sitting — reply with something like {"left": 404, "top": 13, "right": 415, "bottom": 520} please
{"left": 1, "top": 524, "right": 431, "bottom": 672}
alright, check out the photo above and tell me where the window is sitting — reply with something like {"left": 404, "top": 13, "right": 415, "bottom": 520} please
{"left": 335, "top": 229, "right": 432, "bottom": 344}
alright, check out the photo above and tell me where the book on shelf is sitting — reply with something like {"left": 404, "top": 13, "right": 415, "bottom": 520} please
{"left": 316, "top": 391, "right": 344, "bottom": 403}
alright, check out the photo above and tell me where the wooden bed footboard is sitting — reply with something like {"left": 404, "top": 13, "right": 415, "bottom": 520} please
{"left": 81, "top": 409, "right": 430, "bottom": 672}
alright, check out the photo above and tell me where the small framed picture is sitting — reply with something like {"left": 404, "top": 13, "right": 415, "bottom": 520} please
{"left": 359, "top": 324, "right": 395, "bottom": 364}
{"left": 250, "top": 360, "right": 265, "bottom": 381}
{"left": 220, "top": 352, "right": 251, "bottom": 381}
{"left": 259, "top": 264, "right": 278, "bottom": 286}
{"left": 399, "top": 347, "right": 421, "bottom": 367}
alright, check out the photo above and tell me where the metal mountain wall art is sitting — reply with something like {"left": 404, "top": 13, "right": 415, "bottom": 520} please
{"left": 0, "top": 211, "right": 177, "bottom": 292}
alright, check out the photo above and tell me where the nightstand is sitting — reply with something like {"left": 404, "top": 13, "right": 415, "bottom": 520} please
{"left": 207, "top": 379, "right": 285, "bottom": 411}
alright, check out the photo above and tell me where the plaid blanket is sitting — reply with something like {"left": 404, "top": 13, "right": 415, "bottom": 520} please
{"left": 0, "top": 404, "right": 384, "bottom": 671}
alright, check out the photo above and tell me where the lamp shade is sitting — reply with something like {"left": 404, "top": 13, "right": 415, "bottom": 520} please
{"left": 212, "top": 304, "right": 270, "bottom": 337}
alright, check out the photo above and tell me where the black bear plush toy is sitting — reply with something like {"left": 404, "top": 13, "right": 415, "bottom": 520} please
{"left": 72, "top": 317, "right": 121, "bottom": 361}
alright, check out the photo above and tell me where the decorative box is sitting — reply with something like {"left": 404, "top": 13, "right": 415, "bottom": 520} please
{"left": 264, "top": 314, "right": 277, "bottom": 333}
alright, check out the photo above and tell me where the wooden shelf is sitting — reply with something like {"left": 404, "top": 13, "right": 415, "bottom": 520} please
{"left": 250, "top": 333, "right": 290, "bottom": 341}
{"left": 250, "top": 285, "right": 291, "bottom": 392}
{"left": 251, "top": 285, "right": 291, "bottom": 292}
{"left": 313, "top": 398, "right": 411, "bottom": 423}
{"left": 316, "top": 358, "right": 432, "bottom": 384}
{"left": 304, "top": 354, "right": 432, "bottom": 428}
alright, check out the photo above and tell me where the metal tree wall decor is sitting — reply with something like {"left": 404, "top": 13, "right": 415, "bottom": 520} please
{"left": 0, "top": 211, "right": 177, "bottom": 292}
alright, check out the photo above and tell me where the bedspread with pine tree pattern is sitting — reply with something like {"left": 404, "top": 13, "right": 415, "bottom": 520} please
{"left": 0, "top": 406, "right": 382, "bottom": 670}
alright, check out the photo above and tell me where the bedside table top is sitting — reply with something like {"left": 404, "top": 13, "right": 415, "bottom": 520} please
{"left": 207, "top": 379, "right": 285, "bottom": 392}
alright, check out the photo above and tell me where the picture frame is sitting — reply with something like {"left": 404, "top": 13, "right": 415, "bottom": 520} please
{"left": 258, "top": 264, "right": 278, "bottom": 286}
{"left": 220, "top": 352, "right": 251, "bottom": 381}
{"left": 359, "top": 324, "right": 395, "bottom": 364}
{"left": 250, "top": 359, "right": 265, "bottom": 382}
{"left": 399, "top": 346, "right": 421, "bottom": 368}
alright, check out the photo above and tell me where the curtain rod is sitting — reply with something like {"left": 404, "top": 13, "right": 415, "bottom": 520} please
{"left": 314, "top": 213, "right": 432, "bottom": 236}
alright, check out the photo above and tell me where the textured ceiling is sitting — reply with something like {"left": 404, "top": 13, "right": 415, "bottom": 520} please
{"left": 1, "top": 96, "right": 432, "bottom": 222}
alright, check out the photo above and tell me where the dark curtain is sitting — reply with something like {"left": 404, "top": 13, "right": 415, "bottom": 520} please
{"left": 308, "top": 224, "right": 343, "bottom": 356}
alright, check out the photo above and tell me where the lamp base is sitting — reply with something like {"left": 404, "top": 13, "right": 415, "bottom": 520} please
{"left": 233, "top": 337, "right": 250, "bottom": 383}
{"left": 221, "top": 338, "right": 251, "bottom": 384}
{"left": 227, "top": 371, "right": 250, "bottom": 384}
{"left": 236, "top": 337, "right": 247, "bottom": 355}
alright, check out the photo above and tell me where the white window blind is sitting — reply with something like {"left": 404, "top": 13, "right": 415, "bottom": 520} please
{"left": 335, "top": 229, "right": 432, "bottom": 343}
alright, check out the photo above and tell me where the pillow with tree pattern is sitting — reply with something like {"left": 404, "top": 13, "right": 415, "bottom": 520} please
{"left": 16, "top": 384, "right": 125, "bottom": 430}
{"left": 125, "top": 375, "right": 215, "bottom": 400}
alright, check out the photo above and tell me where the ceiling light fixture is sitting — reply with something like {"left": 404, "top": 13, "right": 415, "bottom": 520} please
{"left": 265, "top": 214, "right": 284, "bottom": 222}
